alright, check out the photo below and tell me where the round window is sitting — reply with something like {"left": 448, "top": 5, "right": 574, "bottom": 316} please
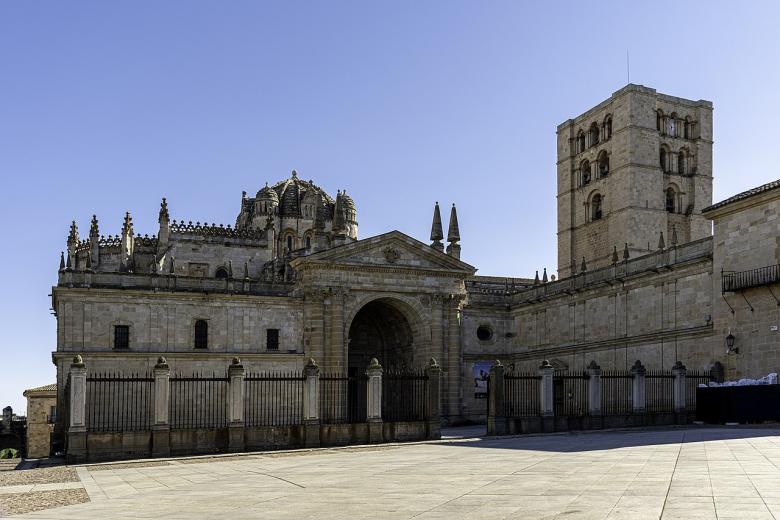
{"left": 476, "top": 326, "right": 493, "bottom": 342}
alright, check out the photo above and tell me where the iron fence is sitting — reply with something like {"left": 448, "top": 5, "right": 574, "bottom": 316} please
{"left": 645, "top": 370, "right": 675, "bottom": 413}
{"left": 554, "top": 372, "right": 588, "bottom": 417}
{"left": 319, "top": 373, "right": 367, "bottom": 424}
{"left": 382, "top": 370, "right": 428, "bottom": 422}
{"left": 685, "top": 370, "right": 712, "bottom": 411}
{"left": 722, "top": 264, "right": 780, "bottom": 292}
{"left": 85, "top": 372, "right": 154, "bottom": 432}
{"left": 170, "top": 372, "right": 229, "bottom": 429}
{"left": 244, "top": 371, "right": 305, "bottom": 427}
{"left": 503, "top": 372, "right": 541, "bottom": 417}
{"left": 601, "top": 370, "right": 633, "bottom": 415}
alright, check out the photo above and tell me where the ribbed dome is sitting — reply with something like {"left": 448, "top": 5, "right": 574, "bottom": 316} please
{"left": 256, "top": 184, "right": 278, "bottom": 202}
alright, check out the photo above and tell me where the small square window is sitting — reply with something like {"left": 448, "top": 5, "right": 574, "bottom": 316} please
{"left": 114, "top": 325, "right": 129, "bottom": 349}
{"left": 266, "top": 329, "right": 279, "bottom": 351}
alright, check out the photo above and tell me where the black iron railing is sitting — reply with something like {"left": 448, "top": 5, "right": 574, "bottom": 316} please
{"left": 382, "top": 370, "right": 428, "bottom": 422}
{"left": 85, "top": 372, "right": 154, "bottom": 432}
{"left": 722, "top": 264, "right": 780, "bottom": 292}
{"left": 320, "top": 374, "right": 367, "bottom": 424}
{"left": 503, "top": 373, "right": 541, "bottom": 418}
{"left": 244, "top": 371, "right": 304, "bottom": 427}
{"left": 554, "top": 373, "right": 588, "bottom": 417}
{"left": 601, "top": 371, "right": 633, "bottom": 415}
{"left": 170, "top": 372, "right": 229, "bottom": 429}
{"left": 645, "top": 371, "right": 675, "bottom": 413}
{"left": 685, "top": 370, "right": 712, "bottom": 411}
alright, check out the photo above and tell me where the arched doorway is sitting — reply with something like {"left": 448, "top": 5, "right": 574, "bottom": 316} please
{"left": 347, "top": 298, "right": 416, "bottom": 375}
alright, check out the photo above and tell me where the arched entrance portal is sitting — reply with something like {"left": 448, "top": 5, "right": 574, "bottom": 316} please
{"left": 347, "top": 298, "right": 416, "bottom": 375}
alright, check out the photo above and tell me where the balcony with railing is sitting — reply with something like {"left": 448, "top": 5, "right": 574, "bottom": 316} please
{"left": 722, "top": 264, "right": 780, "bottom": 292}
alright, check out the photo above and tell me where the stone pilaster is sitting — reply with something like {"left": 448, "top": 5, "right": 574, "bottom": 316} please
{"left": 445, "top": 295, "right": 463, "bottom": 420}
{"left": 539, "top": 359, "right": 554, "bottom": 417}
{"left": 425, "top": 358, "right": 442, "bottom": 439}
{"left": 672, "top": 361, "right": 687, "bottom": 415}
{"left": 631, "top": 360, "right": 646, "bottom": 414}
{"left": 586, "top": 360, "right": 602, "bottom": 416}
{"left": 227, "top": 358, "right": 245, "bottom": 452}
{"left": 329, "top": 288, "right": 346, "bottom": 374}
{"left": 152, "top": 357, "right": 171, "bottom": 457}
{"left": 487, "top": 361, "right": 505, "bottom": 435}
{"left": 67, "top": 355, "right": 87, "bottom": 463}
{"left": 302, "top": 358, "right": 321, "bottom": 448}
{"left": 366, "top": 358, "right": 383, "bottom": 443}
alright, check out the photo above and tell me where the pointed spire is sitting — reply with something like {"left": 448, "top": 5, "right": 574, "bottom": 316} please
{"left": 89, "top": 215, "right": 99, "bottom": 237}
{"left": 671, "top": 225, "right": 678, "bottom": 247}
{"left": 534, "top": 270, "right": 540, "bottom": 285}
{"left": 612, "top": 245, "right": 619, "bottom": 264}
{"left": 67, "top": 221, "right": 79, "bottom": 246}
{"left": 542, "top": 268, "right": 548, "bottom": 283}
{"left": 66, "top": 252, "right": 72, "bottom": 270}
{"left": 122, "top": 212, "right": 134, "bottom": 236}
{"left": 623, "top": 243, "right": 630, "bottom": 261}
{"left": 313, "top": 193, "right": 325, "bottom": 231}
{"left": 59, "top": 251, "right": 65, "bottom": 271}
{"left": 430, "top": 202, "right": 444, "bottom": 251}
{"left": 159, "top": 198, "right": 169, "bottom": 223}
{"left": 580, "top": 257, "right": 587, "bottom": 273}
{"left": 658, "top": 231, "right": 665, "bottom": 250}
{"left": 447, "top": 203, "right": 460, "bottom": 243}
{"left": 291, "top": 169, "right": 298, "bottom": 178}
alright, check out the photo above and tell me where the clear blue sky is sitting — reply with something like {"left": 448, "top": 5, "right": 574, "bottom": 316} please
{"left": 2, "top": 1, "right": 779, "bottom": 412}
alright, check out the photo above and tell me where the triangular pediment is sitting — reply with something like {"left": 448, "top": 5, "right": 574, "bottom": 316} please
{"left": 290, "top": 230, "right": 476, "bottom": 274}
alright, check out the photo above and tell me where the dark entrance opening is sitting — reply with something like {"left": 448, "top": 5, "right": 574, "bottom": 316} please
{"left": 347, "top": 298, "right": 415, "bottom": 372}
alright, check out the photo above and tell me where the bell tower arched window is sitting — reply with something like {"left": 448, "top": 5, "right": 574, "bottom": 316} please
{"left": 577, "top": 131, "right": 586, "bottom": 153}
{"left": 581, "top": 160, "right": 591, "bottom": 185}
{"left": 678, "top": 151, "right": 686, "bottom": 175}
{"left": 286, "top": 235, "right": 293, "bottom": 252}
{"left": 589, "top": 123, "right": 599, "bottom": 147}
{"left": 598, "top": 151, "right": 609, "bottom": 177}
{"left": 591, "top": 194, "right": 603, "bottom": 221}
{"left": 666, "top": 188, "right": 676, "bottom": 213}
{"left": 660, "top": 147, "right": 668, "bottom": 172}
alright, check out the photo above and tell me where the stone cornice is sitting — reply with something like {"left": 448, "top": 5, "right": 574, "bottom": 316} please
{"left": 52, "top": 285, "right": 301, "bottom": 306}
{"left": 296, "top": 261, "right": 472, "bottom": 279}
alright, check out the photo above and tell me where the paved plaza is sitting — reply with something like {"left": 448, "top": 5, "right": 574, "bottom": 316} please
{"left": 6, "top": 426, "right": 780, "bottom": 519}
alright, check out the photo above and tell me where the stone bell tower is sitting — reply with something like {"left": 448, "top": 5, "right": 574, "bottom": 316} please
{"left": 556, "top": 84, "right": 713, "bottom": 278}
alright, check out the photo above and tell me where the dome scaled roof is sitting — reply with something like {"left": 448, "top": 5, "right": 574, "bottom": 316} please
{"left": 256, "top": 183, "right": 279, "bottom": 202}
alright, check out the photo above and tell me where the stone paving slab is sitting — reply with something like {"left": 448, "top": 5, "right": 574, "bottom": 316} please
{"left": 11, "top": 426, "right": 780, "bottom": 519}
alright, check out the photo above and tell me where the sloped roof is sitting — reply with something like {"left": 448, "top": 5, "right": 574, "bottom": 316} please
{"left": 23, "top": 383, "right": 57, "bottom": 396}
{"left": 703, "top": 179, "right": 780, "bottom": 213}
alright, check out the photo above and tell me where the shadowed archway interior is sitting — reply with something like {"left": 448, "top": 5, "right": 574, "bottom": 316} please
{"left": 348, "top": 298, "right": 415, "bottom": 374}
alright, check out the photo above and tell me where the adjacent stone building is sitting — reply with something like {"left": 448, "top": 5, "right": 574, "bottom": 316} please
{"left": 52, "top": 84, "right": 780, "bottom": 428}
{"left": 23, "top": 384, "right": 57, "bottom": 459}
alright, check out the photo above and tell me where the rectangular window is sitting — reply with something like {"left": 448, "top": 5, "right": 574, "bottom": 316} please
{"left": 114, "top": 325, "right": 130, "bottom": 349}
{"left": 266, "top": 329, "right": 279, "bottom": 351}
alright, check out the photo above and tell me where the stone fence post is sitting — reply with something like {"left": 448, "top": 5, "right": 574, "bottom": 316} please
{"left": 487, "top": 361, "right": 505, "bottom": 435}
{"left": 302, "top": 358, "right": 321, "bottom": 448}
{"left": 631, "top": 360, "right": 646, "bottom": 414}
{"left": 586, "top": 361, "right": 601, "bottom": 416}
{"left": 67, "top": 355, "right": 87, "bottom": 463}
{"left": 425, "top": 358, "right": 442, "bottom": 439}
{"left": 672, "top": 361, "right": 687, "bottom": 416}
{"left": 152, "top": 357, "right": 171, "bottom": 457}
{"left": 366, "top": 358, "right": 383, "bottom": 443}
{"left": 539, "top": 360, "right": 554, "bottom": 417}
{"left": 228, "top": 358, "right": 245, "bottom": 452}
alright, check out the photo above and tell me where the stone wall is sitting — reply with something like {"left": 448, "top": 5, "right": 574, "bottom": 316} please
{"left": 25, "top": 393, "right": 55, "bottom": 458}
{"left": 706, "top": 182, "right": 780, "bottom": 380}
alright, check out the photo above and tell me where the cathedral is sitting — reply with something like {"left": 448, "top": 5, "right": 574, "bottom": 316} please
{"left": 53, "top": 84, "right": 780, "bottom": 426}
